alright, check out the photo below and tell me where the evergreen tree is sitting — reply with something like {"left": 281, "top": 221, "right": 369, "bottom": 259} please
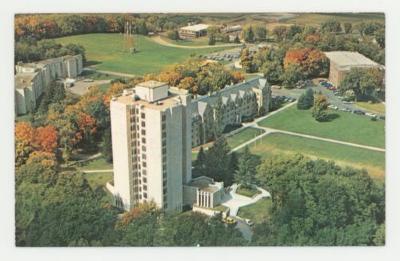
{"left": 234, "top": 147, "right": 258, "bottom": 187}
{"left": 297, "top": 88, "right": 314, "bottom": 110}
{"left": 101, "top": 127, "right": 113, "bottom": 163}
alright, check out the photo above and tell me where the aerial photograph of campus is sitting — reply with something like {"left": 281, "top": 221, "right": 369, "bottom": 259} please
{"left": 14, "top": 13, "right": 385, "bottom": 246}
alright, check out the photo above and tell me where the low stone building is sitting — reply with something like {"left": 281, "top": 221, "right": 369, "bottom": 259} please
{"left": 15, "top": 54, "right": 83, "bottom": 115}
{"left": 324, "top": 51, "right": 383, "bottom": 87}
{"left": 179, "top": 24, "right": 209, "bottom": 39}
{"left": 189, "top": 77, "right": 271, "bottom": 147}
{"left": 183, "top": 176, "right": 225, "bottom": 209}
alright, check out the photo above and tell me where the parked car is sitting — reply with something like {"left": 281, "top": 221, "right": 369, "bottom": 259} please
{"left": 328, "top": 105, "right": 338, "bottom": 110}
{"left": 365, "top": 112, "right": 377, "bottom": 118}
{"left": 352, "top": 110, "right": 365, "bottom": 115}
{"left": 339, "top": 108, "right": 352, "bottom": 112}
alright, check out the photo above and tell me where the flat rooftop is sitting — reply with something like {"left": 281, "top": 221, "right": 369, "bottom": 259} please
{"left": 113, "top": 91, "right": 183, "bottom": 110}
{"left": 136, "top": 80, "right": 167, "bottom": 89}
{"left": 324, "top": 51, "right": 380, "bottom": 70}
{"left": 188, "top": 176, "right": 222, "bottom": 193}
{"left": 15, "top": 72, "right": 37, "bottom": 89}
{"left": 180, "top": 24, "right": 209, "bottom": 32}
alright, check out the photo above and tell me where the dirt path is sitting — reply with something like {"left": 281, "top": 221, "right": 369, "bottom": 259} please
{"left": 150, "top": 36, "right": 242, "bottom": 49}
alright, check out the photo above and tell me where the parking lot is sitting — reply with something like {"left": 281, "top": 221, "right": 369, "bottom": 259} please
{"left": 271, "top": 78, "right": 385, "bottom": 118}
{"left": 68, "top": 79, "right": 111, "bottom": 96}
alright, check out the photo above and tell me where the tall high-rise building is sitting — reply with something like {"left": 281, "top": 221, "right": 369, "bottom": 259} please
{"left": 110, "top": 81, "right": 192, "bottom": 212}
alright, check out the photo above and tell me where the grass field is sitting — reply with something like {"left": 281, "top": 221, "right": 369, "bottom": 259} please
{"left": 83, "top": 172, "right": 113, "bottom": 190}
{"left": 259, "top": 106, "right": 385, "bottom": 148}
{"left": 356, "top": 102, "right": 385, "bottom": 114}
{"left": 76, "top": 157, "right": 113, "bottom": 171}
{"left": 237, "top": 198, "right": 272, "bottom": 224}
{"left": 284, "top": 13, "right": 384, "bottom": 25}
{"left": 56, "top": 33, "right": 231, "bottom": 75}
{"left": 226, "top": 127, "right": 265, "bottom": 149}
{"left": 247, "top": 133, "right": 385, "bottom": 179}
{"left": 236, "top": 186, "right": 261, "bottom": 198}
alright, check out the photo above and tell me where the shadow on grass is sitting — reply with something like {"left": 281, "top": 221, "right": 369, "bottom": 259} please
{"left": 85, "top": 60, "right": 102, "bottom": 67}
{"left": 325, "top": 113, "right": 340, "bottom": 122}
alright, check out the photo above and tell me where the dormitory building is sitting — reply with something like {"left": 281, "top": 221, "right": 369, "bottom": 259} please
{"left": 15, "top": 54, "right": 83, "bottom": 115}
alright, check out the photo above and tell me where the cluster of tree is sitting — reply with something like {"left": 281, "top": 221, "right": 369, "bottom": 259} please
{"left": 143, "top": 58, "right": 245, "bottom": 96}
{"left": 340, "top": 67, "right": 385, "bottom": 101}
{"left": 252, "top": 154, "right": 385, "bottom": 246}
{"left": 240, "top": 45, "right": 327, "bottom": 89}
{"left": 297, "top": 88, "right": 314, "bottom": 110}
{"left": 242, "top": 24, "right": 267, "bottom": 43}
{"left": 15, "top": 14, "right": 203, "bottom": 41}
{"left": 284, "top": 48, "right": 329, "bottom": 78}
{"left": 15, "top": 38, "right": 85, "bottom": 63}
{"left": 269, "top": 20, "right": 385, "bottom": 65}
{"left": 193, "top": 137, "right": 237, "bottom": 186}
{"left": 16, "top": 156, "right": 245, "bottom": 246}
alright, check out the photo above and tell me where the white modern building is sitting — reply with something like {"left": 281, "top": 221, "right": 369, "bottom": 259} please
{"left": 15, "top": 54, "right": 83, "bottom": 115}
{"left": 110, "top": 81, "right": 192, "bottom": 212}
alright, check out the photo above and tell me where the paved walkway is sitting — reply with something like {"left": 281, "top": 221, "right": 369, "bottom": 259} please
{"left": 150, "top": 36, "right": 242, "bottom": 49}
{"left": 95, "top": 69, "right": 136, "bottom": 78}
{"left": 254, "top": 126, "right": 385, "bottom": 152}
{"left": 221, "top": 184, "right": 271, "bottom": 217}
{"left": 69, "top": 79, "right": 111, "bottom": 96}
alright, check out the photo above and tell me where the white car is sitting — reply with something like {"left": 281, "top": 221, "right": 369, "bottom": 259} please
{"left": 365, "top": 112, "right": 377, "bottom": 118}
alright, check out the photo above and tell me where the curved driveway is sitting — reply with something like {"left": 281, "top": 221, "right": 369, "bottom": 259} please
{"left": 151, "top": 36, "right": 242, "bottom": 49}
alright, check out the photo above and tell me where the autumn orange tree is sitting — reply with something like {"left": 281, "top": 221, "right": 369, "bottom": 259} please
{"left": 284, "top": 48, "right": 328, "bottom": 78}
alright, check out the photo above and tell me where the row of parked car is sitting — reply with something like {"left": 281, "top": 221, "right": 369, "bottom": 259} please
{"left": 327, "top": 105, "right": 385, "bottom": 120}
{"left": 319, "top": 79, "right": 337, "bottom": 91}
{"left": 273, "top": 95, "right": 296, "bottom": 103}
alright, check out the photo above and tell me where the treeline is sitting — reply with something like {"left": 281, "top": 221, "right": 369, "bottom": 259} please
{"left": 142, "top": 58, "right": 245, "bottom": 96}
{"left": 15, "top": 38, "right": 85, "bottom": 64}
{"left": 15, "top": 14, "right": 202, "bottom": 41}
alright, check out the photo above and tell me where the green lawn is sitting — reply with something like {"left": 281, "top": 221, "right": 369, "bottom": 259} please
{"left": 236, "top": 186, "right": 260, "bottom": 198}
{"left": 226, "top": 127, "right": 265, "bottom": 149}
{"left": 83, "top": 172, "right": 113, "bottom": 190}
{"left": 56, "top": 33, "right": 232, "bottom": 75}
{"left": 76, "top": 157, "right": 113, "bottom": 171}
{"left": 237, "top": 198, "right": 272, "bottom": 224}
{"left": 285, "top": 13, "right": 384, "bottom": 26}
{"left": 356, "top": 102, "right": 385, "bottom": 114}
{"left": 259, "top": 106, "right": 385, "bottom": 148}
{"left": 247, "top": 133, "right": 385, "bottom": 180}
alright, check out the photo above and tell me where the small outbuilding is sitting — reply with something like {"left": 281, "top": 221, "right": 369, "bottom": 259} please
{"left": 179, "top": 24, "right": 209, "bottom": 39}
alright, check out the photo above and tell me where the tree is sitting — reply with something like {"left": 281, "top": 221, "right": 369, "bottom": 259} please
{"left": 253, "top": 154, "right": 384, "bottom": 246}
{"left": 234, "top": 147, "right": 259, "bottom": 187}
{"left": 243, "top": 26, "right": 255, "bottom": 43}
{"left": 281, "top": 64, "right": 304, "bottom": 89}
{"left": 32, "top": 125, "right": 58, "bottom": 153}
{"left": 101, "top": 127, "right": 113, "bottom": 163}
{"left": 320, "top": 19, "right": 342, "bottom": 33}
{"left": 166, "top": 30, "right": 180, "bottom": 40}
{"left": 203, "top": 137, "right": 233, "bottom": 186}
{"left": 273, "top": 26, "right": 288, "bottom": 41}
{"left": 260, "top": 60, "right": 283, "bottom": 84}
{"left": 343, "top": 22, "right": 353, "bottom": 34}
{"left": 240, "top": 48, "right": 254, "bottom": 73}
{"left": 208, "top": 34, "right": 216, "bottom": 45}
{"left": 193, "top": 147, "right": 206, "bottom": 176}
{"left": 312, "top": 94, "right": 329, "bottom": 121}
{"left": 15, "top": 122, "right": 35, "bottom": 166}
{"left": 297, "top": 88, "right": 314, "bottom": 110}
{"left": 375, "top": 28, "right": 385, "bottom": 48}
{"left": 340, "top": 68, "right": 384, "bottom": 100}
{"left": 284, "top": 48, "right": 328, "bottom": 77}
{"left": 254, "top": 25, "right": 267, "bottom": 41}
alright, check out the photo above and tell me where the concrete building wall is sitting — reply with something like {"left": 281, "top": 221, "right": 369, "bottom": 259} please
{"left": 110, "top": 101, "right": 133, "bottom": 210}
